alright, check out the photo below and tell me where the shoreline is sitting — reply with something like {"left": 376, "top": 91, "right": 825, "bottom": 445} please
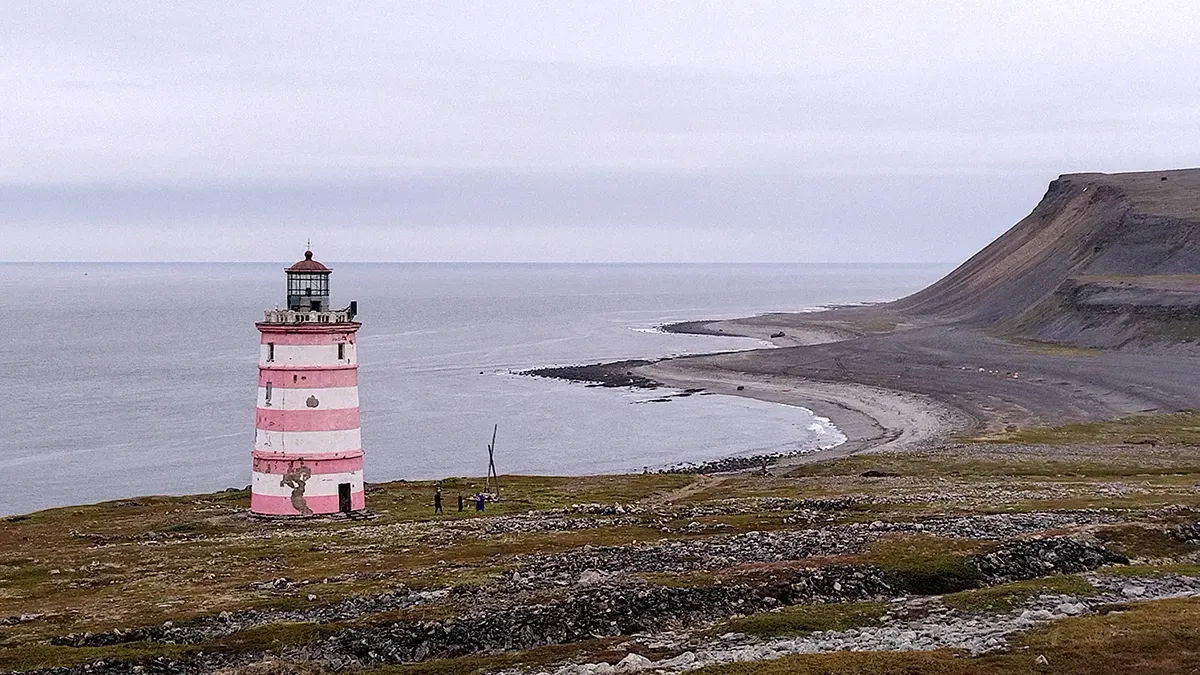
{"left": 522, "top": 314, "right": 970, "bottom": 470}
{"left": 636, "top": 357, "right": 968, "bottom": 469}
{"left": 652, "top": 314, "right": 975, "bottom": 468}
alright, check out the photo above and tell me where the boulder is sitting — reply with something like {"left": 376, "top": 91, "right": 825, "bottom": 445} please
{"left": 615, "top": 653, "right": 653, "bottom": 672}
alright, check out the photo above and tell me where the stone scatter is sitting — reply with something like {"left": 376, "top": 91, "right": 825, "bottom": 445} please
{"left": 510, "top": 574, "right": 1200, "bottom": 675}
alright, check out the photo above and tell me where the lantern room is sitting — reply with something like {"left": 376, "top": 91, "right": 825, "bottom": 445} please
{"left": 286, "top": 250, "right": 332, "bottom": 312}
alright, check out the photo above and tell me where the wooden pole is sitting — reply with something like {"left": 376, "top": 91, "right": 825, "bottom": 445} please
{"left": 485, "top": 424, "right": 499, "bottom": 498}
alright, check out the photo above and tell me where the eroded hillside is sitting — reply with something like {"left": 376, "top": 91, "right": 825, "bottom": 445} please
{"left": 893, "top": 169, "right": 1200, "bottom": 347}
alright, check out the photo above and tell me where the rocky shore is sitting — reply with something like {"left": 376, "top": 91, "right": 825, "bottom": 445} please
{"left": 519, "top": 361, "right": 662, "bottom": 390}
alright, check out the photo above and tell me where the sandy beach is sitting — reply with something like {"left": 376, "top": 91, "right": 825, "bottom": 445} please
{"left": 637, "top": 353, "right": 968, "bottom": 468}
{"left": 640, "top": 311, "right": 1200, "bottom": 466}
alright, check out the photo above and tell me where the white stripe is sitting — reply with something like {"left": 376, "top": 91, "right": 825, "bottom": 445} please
{"left": 260, "top": 343, "right": 357, "bottom": 367}
{"left": 252, "top": 470, "right": 363, "bottom": 498}
{"left": 254, "top": 428, "right": 362, "bottom": 453}
{"left": 257, "top": 386, "right": 359, "bottom": 411}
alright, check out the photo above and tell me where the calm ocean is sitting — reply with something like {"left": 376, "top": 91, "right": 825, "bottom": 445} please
{"left": 1, "top": 262, "right": 946, "bottom": 515}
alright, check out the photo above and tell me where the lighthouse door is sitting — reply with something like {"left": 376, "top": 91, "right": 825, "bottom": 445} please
{"left": 338, "top": 483, "right": 352, "bottom": 513}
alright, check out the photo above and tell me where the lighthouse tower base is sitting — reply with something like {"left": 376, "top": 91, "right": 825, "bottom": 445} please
{"left": 250, "top": 450, "right": 366, "bottom": 517}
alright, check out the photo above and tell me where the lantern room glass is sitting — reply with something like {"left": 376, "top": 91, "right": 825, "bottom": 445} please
{"left": 287, "top": 272, "right": 330, "bottom": 310}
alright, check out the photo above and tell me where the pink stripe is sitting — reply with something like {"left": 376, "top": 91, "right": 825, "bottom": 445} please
{"left": 259, "top": 364, "right": 357, "bottom": 371}
{"left": 253, "top": 454, "right": 364, "bottom": 475}
{"left": 259, "top": 332, "right": 357, "bottom": 346}
{"left": 259, "top": 368, "right": 357, "bottom": 388}
{"left": 251, "top": 491, "right": 365, "bottom": 516}
{"left": 258, "top": 323, "right": 360, "bottom": 337}
{"left": 252, "top": 449, "right": 363, "bottom": 461}
{"left": 256, "top": 407, "right": 360, "bottom": 432}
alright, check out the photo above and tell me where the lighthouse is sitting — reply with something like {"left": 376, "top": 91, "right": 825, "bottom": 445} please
{"left": 250, "top": 250, "right": 365, "bottom": 517}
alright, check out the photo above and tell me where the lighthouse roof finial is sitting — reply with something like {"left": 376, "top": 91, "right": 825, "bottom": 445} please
{"left": 286, "top": 247, "right": 331, "bottom": 273}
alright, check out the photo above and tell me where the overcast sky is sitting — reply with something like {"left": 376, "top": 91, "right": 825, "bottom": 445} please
{"left": 2, "top": 1, "right": 1199, "bottom": 262}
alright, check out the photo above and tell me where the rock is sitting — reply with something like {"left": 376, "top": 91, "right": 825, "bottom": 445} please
{"left": 307, "top": 594, "right": 317, "bottom": 602}
{"left": 971, "top": 538, "right": 1127, "bottom": 585}
{"left": 1035, "top": 654, "right": 1049, "bottom": 665}
{"left": 656, "top": 651, "right": 696, "bottom": 668}
{"left": 1174, "top": 521, "right": 1200, "bottom": 544}
{"left": 578, "top": 570, "right": 603, "bottom": 586}
{"left": 1056, "top": 602, "right": 1085, "bottom": 616}
{"left": 615, "top": 653, "right": 653, "bottom": 672}
{"left": 1122, "top": 584, "right": 1146, "bottom": 597}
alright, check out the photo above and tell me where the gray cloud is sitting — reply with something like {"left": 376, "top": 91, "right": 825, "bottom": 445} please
{"left": 2, "top": 2, "right": 1199, "bottom": 261}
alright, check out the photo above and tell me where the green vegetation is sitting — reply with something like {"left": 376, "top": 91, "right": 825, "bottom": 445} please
{"left": 0, "top": 642, "right": 189, "bottom": 673}
{"left": 786, "top": 447, "right": 1200, "bottom": 479}
{"left": 1004, "top": 336, "right": 1102, "bottom": 357}
{"left": 211, "top": 622, "right": 342, "bottom": 653}
{"left": 3, "top": 431, "right": 1199, "bottom": 674}
{"left": 1096, "top": 525, "right": 1198, "bottom": 560}
{"left": 865, "top": 536, "right": 989, "bottom": 595}
{"left": 718, "top": 601, "right": 887, "bottom": 638}
{"left": 971, "top": 412, "right": 1200, "bottom": 446}
{"left": 943, "top": 575, "right": 1095, "bottom": 613}
{"left": 0, "top": 474, "right": 691, "bottom": 645}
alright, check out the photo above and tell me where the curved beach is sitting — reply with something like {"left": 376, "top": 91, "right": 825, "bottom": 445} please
{"left": 636, "top": 341, "right": 968, "bottom": 468}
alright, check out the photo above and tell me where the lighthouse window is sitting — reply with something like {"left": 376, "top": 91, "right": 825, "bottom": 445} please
{"left": 267, "top": 343, "right": 275, "bottom": 362}
{"left": 338, "top": 343, "right": 346, "bottom": 360}
{"left": 264, "top": 382, "right": 273, "bottom": 406}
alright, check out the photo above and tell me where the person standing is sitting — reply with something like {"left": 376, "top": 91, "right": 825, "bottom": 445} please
{"left": 474, "top": 492, "right": 485, "bottom": 513}
{"left": 434, "top": 486, "right": 443, "bottom": 514}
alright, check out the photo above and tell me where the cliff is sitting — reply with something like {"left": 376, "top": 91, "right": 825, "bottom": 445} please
{"left": 892, "top": 168, "right": 1200, "bottom": 347}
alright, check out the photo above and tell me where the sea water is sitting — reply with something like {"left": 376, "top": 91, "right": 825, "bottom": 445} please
{"left": 0, "top": 263, "right": 947, "bottom": 515}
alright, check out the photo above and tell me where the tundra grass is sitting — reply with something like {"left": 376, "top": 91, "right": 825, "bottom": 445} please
{"left": 969, "top": 412, "right": 1200, "bottom": 446}
{"left": 942, "top": 575, "right": 1096, "bottom": 613}
{"left": 786, "top": 447, "right": 1200, "bottom": 478}
{"left": 1095, "top": 525, "right": 1199, "bottom": 560}
{"left": 863, "top": 536, "right": 991, "bottom": 595}
{"left": 2, "top": 446, "right": 1197, "bottom": 671}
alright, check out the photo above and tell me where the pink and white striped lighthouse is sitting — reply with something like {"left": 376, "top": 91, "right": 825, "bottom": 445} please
{"left": 250, "top": 250, "right": 365, "bottom": 517}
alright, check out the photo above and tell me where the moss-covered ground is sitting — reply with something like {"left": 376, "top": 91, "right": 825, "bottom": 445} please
{"left": 2, "top": 419, "right": 1199, "bottom": 674}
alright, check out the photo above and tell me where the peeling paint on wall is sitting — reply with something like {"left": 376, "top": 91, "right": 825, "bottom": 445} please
{"left": 279, "top": 465, "right": 313, "bottom": 516}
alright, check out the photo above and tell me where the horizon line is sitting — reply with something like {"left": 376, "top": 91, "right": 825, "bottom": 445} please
{"left": 0, "top": 259, "right": 956, "bottom": 265}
